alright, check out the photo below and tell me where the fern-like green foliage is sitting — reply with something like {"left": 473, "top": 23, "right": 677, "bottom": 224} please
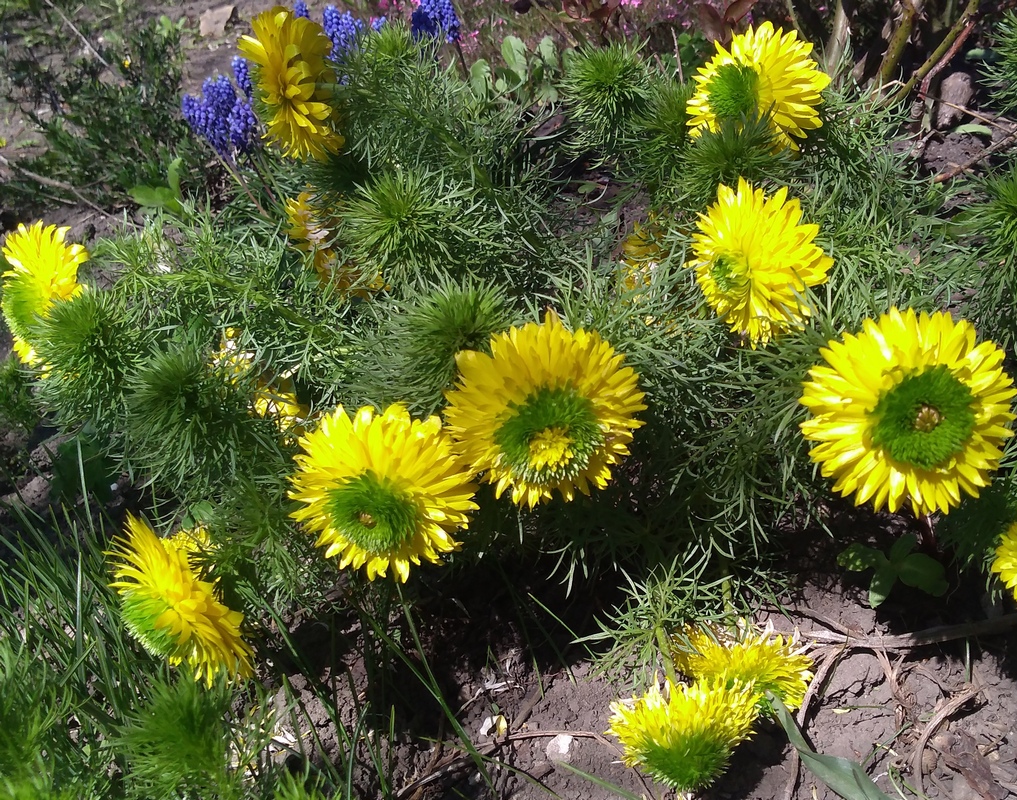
{"left": 981, "top": 11, "right": 1017, "bottom": 115}
{"left": 560, "top": 43, "right": 652, "bottom": 158}
{"left": 116, "top": 674, "right": 237, "bottom": 800}
{"left": 341, "top": 166, "right": 513, "bottom": 284}
{"left": 965, "top": 160, "right": 1017, "bottom": 350}
{"left": 33, "top": 289, "right": 148, "bottom": 438}
{"left": 0, "top": 353, "right": 38, "bottom": 433}
{"left": 125, "top": 337, "right": 280, "bottom": 499}
{"left": 0, "top": 639, "right": 74, "bottom": 796}
{"left": 351, "top": 275, "right": 519, "bottom": 414}
{"left": 938, "top": 477, "right": 1017, "bottom": 579}
{"left": 627, "top": 76, "right": 694, "bottom": 193}
{"left": 674, "top": 114, "right": 796, "bottom": 211}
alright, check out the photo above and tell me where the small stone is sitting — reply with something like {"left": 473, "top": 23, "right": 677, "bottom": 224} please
{"left": 545, "top": 733, "right": 573, "bottom": 763}
{"left": 199, "top": 5, "right": 237, "bottom": 38}
{"left": 935, "top": 72, "right": 975, "bottom": 130}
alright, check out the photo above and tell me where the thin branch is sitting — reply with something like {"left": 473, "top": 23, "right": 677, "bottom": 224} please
{"left": 394, "top": 729, "right": 631, "bottom": 799}
{"left": 875, "top": 0, "right": 923, "bottom": 89}
{"left": 910, "top": 686, "right": 981, "bottom": 797}
{"left": 887, "top": 0, "right": 980, "bottom": 105}
{"left": 823, "top": 0, "right": 854, "bottom": 77}
{"left": 933, "top": 125, "right": 1017, "bottom": 182}
{"left": 41, "top": 0, "right": 111, "bottom": 69}
{"left": 0, "top": 152, "right": 129, "bottom": 224}
{"left": 772, "top": 612, "right": 1017, "bottom": 650}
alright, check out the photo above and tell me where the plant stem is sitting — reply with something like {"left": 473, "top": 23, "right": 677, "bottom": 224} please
{"left": 875, "top": 0, "right": 923, "bottom": 89}
{"left": 784, "top": 0, "right": 806, "bottom": 40}
{"left": 453, "top": 40, "right": 469, "bottom": 79}
{"left": 824, "top": 0, "right": 854, "bottom": 76}
{"left": 719, "top": 552, "right": 735, "bottom": 615}
{"left": 218, "top": 155, "right": 271, "bottom": 219}
{"left": 887, "top": 0, "right": 980, "bottom": 105}
{"left": 654, "top": 625, "right": 680, "bottom": 691}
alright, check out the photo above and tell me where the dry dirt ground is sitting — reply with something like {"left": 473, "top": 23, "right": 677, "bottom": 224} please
{"left": 3, "top": 2, "right": 1017, "bottom": 799}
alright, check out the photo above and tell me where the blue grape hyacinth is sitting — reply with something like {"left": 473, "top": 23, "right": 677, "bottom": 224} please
{"left": 232, "top": 56, "right": 253, "bottom": 99}
{"left": 411, "top": 0, "right": 460, "bottom": 43}
{"left": 182, "top": 72, "right": 259, "bottom": 160}
{"left": 323, "top": 5, "right": 365, "bottom": 59}
{"left": 293, "top": 0, "right": 310, "bottom": 17}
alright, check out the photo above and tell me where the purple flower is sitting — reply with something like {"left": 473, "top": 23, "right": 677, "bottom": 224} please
{"left": 181, "top": 73, "right": 260, "bottom": 160}
{"left": 182, "top": 94, "right": 203, "bottom": 132}
{"left": 323, "top": 5, "right": 366, "bottom": 59}
{"left": 228, "top": 99, "right": 259, "bottom": 154}
{"left": 411, "top": 0, "right": 460, "bottom": 43}
{"left": 370, "top": 15, "right": 387, "bottom": 30}
{"left": 232, "top": 56, "right": 253, "bottom": 99}
{"left": 294, "top": 0, "right": 310, "bottom": 17}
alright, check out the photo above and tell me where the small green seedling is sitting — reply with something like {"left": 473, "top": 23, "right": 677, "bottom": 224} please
{"left": 837, "top": 533, "right": 948, "bottom": 608}
{"left": 130, "top": 156, "right": 185, "bottom": 216}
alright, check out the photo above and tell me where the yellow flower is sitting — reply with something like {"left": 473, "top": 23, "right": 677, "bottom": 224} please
{"left": 607, "top": 677, "right": 759, "bottom": 791}
{"left": 687, "top": 22, "right": 830, "bottom": 151}
{"left": 285, "top": 191, "right": 338, "bottom": 280}
{"left": 109, "top": 515, "right": 254, "bottom": 685}
{"left": 1, "top": 221, "right": 87, "bottom": 365}
{"left": 675, "top": 624, "right": 813, "bottom": 711}
{"left": 443, "top": 310, "right": 647, "bottom": 509}
{"left": 289, "top": 403, "right": 478, "bottom": 582}
{"left": 284, "top": 191, "right": 384, "bottom": 294}
{"left": 238, "top": 7, "right": 344, "bottom": 160}
{"left": 687, "top": 178, "right": 832, "bottom": 347}
{"left": 800, "top": 308, "right": 1016, "bottom": 516}
{"left": 212, "top": 328, "right": 308, "bottom": 432}
{"left": 991, "top": 521, "right": 1017, "bottom": 600}
{"left": 619, "top": 220, "right": 665, "bottom": 301}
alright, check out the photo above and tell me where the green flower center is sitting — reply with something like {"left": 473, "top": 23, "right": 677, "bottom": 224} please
{"left": 706, "top": 63, "right": 760, "bottom": 121}
{"left": 120, "top": 593, "right": 181, "bottom": 660}
{"left": 710, "top": 255, "right": 742, "bottom": 293}
{"left": 869, "top": 365, "right": 976, "bottom": 470}
{"left": 640, "top": 729, "right": 734, "bottom": 791}
{"left": 494, "top": 386, "right": 603, "bottom": 485}
{"left": 326, "top": 472, "right": 421, "bottom": 555}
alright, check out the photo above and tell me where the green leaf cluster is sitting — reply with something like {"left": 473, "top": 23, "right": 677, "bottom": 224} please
{"left": 838, "top": 534, "right": 949, "bottom": 608}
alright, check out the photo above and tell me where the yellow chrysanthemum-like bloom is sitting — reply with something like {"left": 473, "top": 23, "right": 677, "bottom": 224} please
{"left": 608, "top": 677, "right": 760, "bottom": 791}
{"left": 990, "top": 521, "right": 1017, "bottom": 600}
{"left": 443, "top": 310, "right": 647, "bottom": 509}
{"left": 687, "top": 178, "right": 832, "bottom": 347}
{"left": 687, "top": 22, "right": 831, "bottom": 151}
{"left": 109, "top": 515, "right": 254, "bottom": 686}
{"left": 675, "top": 624, "right": 813, "bottom": 711}
{"left": 239, "top": 7, "right": 344, "bottom": 160}
{"left": 289, "top": 404, "right": 478, "bottom": 582}
{"left": 213, "top": 328, "right": 308, "bottom": 431}
{"left": 285, "top": 191, "right": 338, "bottom": 280}
{"left": 284, "top": 191, "right": 385, "bottom": 294}
{"left": 619, "top": 220, "right": 666, "bottom": 301}
{"left": 1, "top": 221, "right": 87, "bottom": 365}
{"left": 800, "top": 308, "right": 1016, "bottom": 516}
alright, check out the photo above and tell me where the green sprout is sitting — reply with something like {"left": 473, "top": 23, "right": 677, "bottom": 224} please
{"left": 837, "top": 534, "right": 948, "bottom": 608}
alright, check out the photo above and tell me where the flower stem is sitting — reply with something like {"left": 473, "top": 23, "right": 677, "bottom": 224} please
{"left": 886, "top": 0, "right": 980, "bottom": 106}
{"left": 875, "top": 0, "right": 924, "bottom": 88}
{"left": 654, "top": 624, "right": 680, "bottom": 692}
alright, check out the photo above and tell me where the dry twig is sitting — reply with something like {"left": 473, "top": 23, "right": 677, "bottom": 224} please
{"left": 41, "top": 0, "right": 111, "bottom": 69}
{"left": 772, "top": 613, "right": 1017, "bottom": 650}
{"left": 780, "top": 644, "right": 847, "bottom": 800}
{"left": 910, "top": 686, "right": 982, "bottom": 797}
{"left": 933, "top": 127, "right": 1017, "bottom": 182}
{"left": 0, "top": 152, "right": 127, "bottom": 224}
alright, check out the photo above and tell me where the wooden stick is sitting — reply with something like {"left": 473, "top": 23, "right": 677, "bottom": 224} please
{"left": 773, "top": 612, "right": 1017, "bottom": 650}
